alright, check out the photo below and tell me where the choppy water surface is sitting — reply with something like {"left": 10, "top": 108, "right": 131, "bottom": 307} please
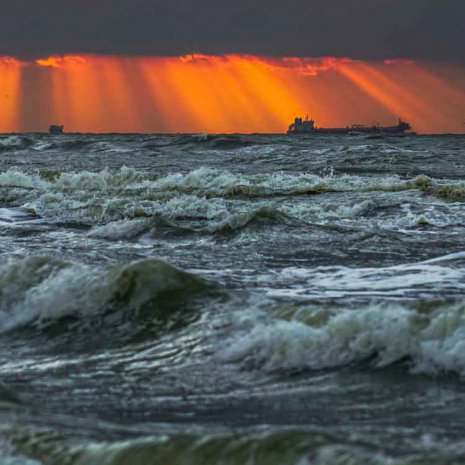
{"left": 1, "top": 132, "right": 465, "bottom": 464}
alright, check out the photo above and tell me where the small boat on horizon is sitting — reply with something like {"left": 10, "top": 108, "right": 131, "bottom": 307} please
{"left": 49, "top": 125, "right": 64, "bottom": 135}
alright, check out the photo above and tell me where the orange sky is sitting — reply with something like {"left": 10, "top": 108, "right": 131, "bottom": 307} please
{"left": 0, "top": 54, "right": 464, "bottom": 134}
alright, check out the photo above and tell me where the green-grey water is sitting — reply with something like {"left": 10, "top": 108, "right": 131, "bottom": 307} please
{"left": 1, "top": 132, "right": 465, "bottom": 464}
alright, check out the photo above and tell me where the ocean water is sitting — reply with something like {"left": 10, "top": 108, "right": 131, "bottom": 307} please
{"left": 0, "top": 132, "right": 465, "bottom": 464}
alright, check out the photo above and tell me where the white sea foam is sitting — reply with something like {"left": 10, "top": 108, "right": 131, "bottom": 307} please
{"left": 139, "top": 167, "right": 416, "bottom": 197}
{"left": 0, "top": 166, "right": 458, "bottom": 229}
{"left": 161, "top": 195, "right": 229, "bottom": 219}
{"left": 0, "top": 257, "right": 116, "bottom": 331}
{"left": 267, "top": 259, "right": 465, "bottom": 301}
{"left": 220, "top": 301, "right": 465, "bottom": 377}
{"left": 0, "top": 170, "right": 48, "bottom": 190}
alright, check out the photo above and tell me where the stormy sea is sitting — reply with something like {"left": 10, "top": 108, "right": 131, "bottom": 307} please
{"left": 1, "top": 132, "right": 465, "bottom": 464}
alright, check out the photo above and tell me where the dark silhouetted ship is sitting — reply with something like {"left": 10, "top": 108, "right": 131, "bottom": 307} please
{"left": 287, "top": 116, "right": 414, "bottom": 135}
{"left": 49, "top": 125, "right": 64, "bottom": 134}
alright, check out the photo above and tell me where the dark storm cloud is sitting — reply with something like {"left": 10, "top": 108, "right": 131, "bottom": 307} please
{"left": 2, "top": 0, "right": 464, "bottom": 61}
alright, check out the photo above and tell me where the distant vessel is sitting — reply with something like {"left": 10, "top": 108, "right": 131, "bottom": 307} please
{"left": 287, "top": 116, "right": 414, "bottom": 135}
{"left": 49, "top": 125, "right": 64, "bottom": 134}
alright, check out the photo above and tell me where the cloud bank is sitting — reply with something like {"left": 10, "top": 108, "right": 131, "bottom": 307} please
{"left": 2, "top": 0, "right": 464, "bottom": 61}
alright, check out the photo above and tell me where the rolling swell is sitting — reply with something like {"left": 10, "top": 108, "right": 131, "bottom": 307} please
{"left": 168, "top": 134, "right": 261, "bottom": 150}
{"left": 0, "top": 255, "right": 217, "bottom": 340}
{"left": 9, "top": 427, "right": 459, "bottom": 465}
{"left": 43, "top": 139, "right": 99, "bottom": 152}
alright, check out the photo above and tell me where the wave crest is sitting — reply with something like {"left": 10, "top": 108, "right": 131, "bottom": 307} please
{"left": 0, "top": 136, "right": 34, "bottom": 151}
{"left": 0, "top": 256, "right": 213, "bottom": 334}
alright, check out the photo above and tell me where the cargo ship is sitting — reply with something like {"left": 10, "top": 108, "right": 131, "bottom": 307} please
{"left": 287, "top": 116, "right": 414, "bottom": 135}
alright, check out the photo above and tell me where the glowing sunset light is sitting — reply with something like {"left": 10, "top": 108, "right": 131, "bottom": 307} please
{"left": 0, "top": 57, "right": 24, "bottom": 133}
{"left": 335, "top": 61, "right": 436, "bottom": 132}
{"left": 1, "top": 54, "right": 465, "bottom": 133}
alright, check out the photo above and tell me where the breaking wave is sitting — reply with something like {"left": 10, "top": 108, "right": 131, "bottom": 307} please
{"left": 88, "top": 218, "right": 154, "bottom": 240}
{"left": 0, "top": 255, "right": 214, "bottom": 334}
{"left": 0, "top": 166, "right": 461, "bottom": 239}
{"left": 0, "top": 166, "right": 432, "bottom": 197}
{"left": 206, "top": 204, "right": 290, "bottom": 233}
{"left": 0, "top": 136, "right": 34, "bottom": 151}
{"left": 0, "top": 166, "right": 434, "bottom": 217}
{"left": 86, "top": 203, "right": 288, "bottom": 239}
{"left": 220, "top": 300, "right": 465, "bottom": 379}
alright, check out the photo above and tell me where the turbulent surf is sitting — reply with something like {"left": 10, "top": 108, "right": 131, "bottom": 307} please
{"left": 0, "top": 132, "right": 465, "bottom": 464}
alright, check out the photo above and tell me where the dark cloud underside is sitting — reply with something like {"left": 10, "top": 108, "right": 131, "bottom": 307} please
{"left": 2, "top": 0, "right": 464, "bottom": 61}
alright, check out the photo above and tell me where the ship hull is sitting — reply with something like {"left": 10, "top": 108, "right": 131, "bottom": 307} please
{"left": 288, "top": 126, "right": 413, "bottom": 135}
